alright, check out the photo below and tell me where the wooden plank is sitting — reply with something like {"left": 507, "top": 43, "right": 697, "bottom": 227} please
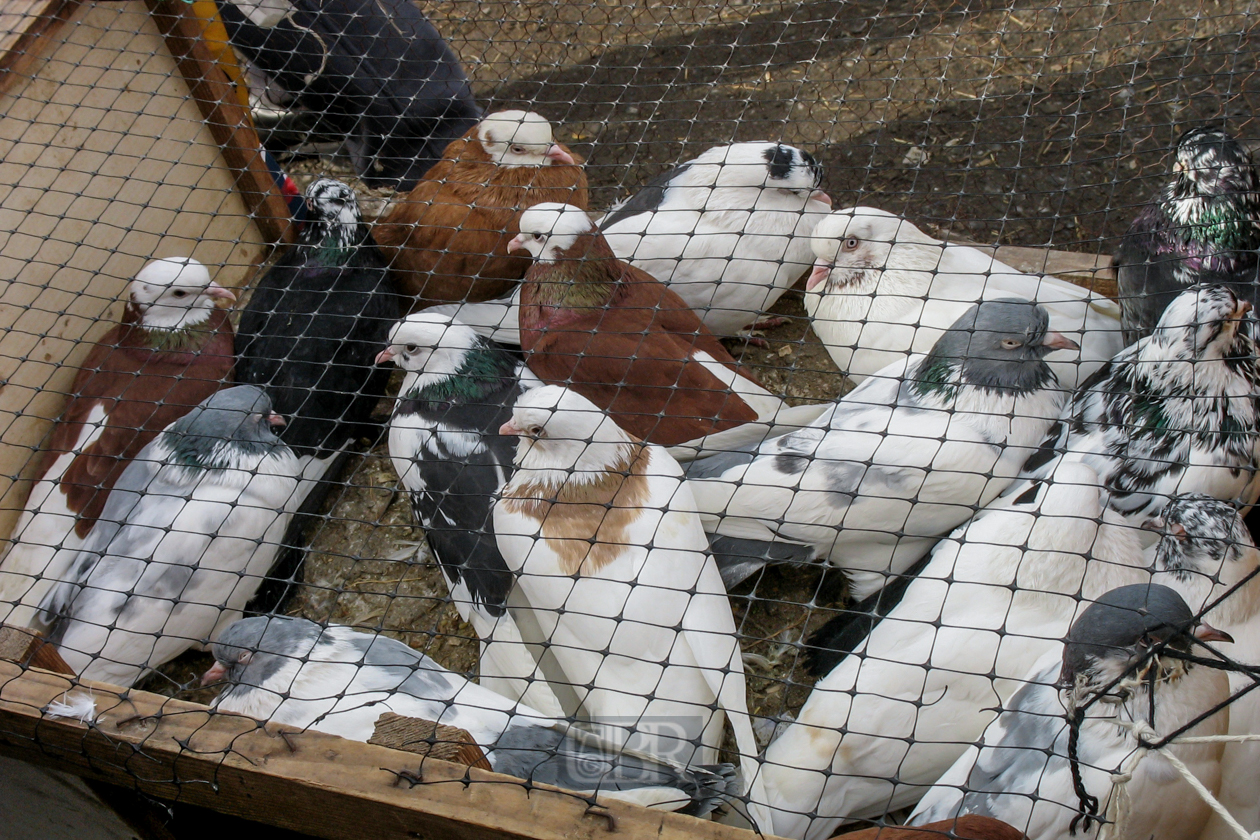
{"left": 0, "top": 0, "right": 78, "bottom": 99}
{"left": 0, "top": 660, "right": 771, "bottom": 840}
{"left": 145, "top": 0, "right": 296, "bottom": 246}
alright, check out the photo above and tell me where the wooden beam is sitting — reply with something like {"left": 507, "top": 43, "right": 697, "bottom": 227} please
{"left": 145, "top": 0, "right": 296, "bottom": 246}
{"left": 0, "top": 660, "right": 770, "bottom": 840}
{"left": 0, "top": 0, "right": 78, "bottom": 99}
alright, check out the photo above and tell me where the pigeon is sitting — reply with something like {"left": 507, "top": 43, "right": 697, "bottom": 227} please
{"left": 205, "top": 615, "right": 738, "bottom": 815}
{"left": 377, "top": 310, "right": 554, "bottom": 710}
{"left": 1018, "top": 284, "right": 1260, "bottom": 527}
{"left": 0, "top": 257, "right": 235, "bottom": 629}
{"left": 511, "top": 202, "right": 784, "bottom": 446}
{"left": 1115, "top": 126, "right": 1260, "bottom": 346}
{"left": 216, "top": 0, "right": 481, "bottom": 190}
{"left": 1146, "top": 495, "right": 1260, "bottom": 840}
{"left": 910, "top": 583, "right": 1233, "bottom": 840}
{"left": 235, "top": 177, "right": 403, "bottom": 520}
{"left": 492, "top": 385, "right": 771, "bottom": 828}
{"left": 756, "top": 462, "right": 1154, "bottom": 840}
{"left": 598, "top": 142, "right": 833, "bottom": 336}
{"left": 686, "top": 299, "right": 1071, "bottom": 598}
{"left": 374, "top": 110, "right": 588, "bottom": 307}
{"left": 34, "top": 386, "right": 300, "bottom": 688}
{"left": 804, "top": 206, "right": 1124, "bottom": 388}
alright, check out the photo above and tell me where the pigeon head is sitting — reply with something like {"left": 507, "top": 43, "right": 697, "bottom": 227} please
{"left": 1061, "top": 583, "right": 1230, "bottom": 696}
{"left": 476, "top": 110, "right": 575, "bottom": 167}
{"left": 1168, "top": 126, "right": 1260, "bottom": 204}
{"left": 1148, "top": 494, "right": 1258, "bottom": 623}
{"left": 805, "top": 207, "right": 933, "bottom": 293}
{"left": 377, "top": 311, "right": 481, "bottom": 376}
{"left": 163, "top": 385, "right": 288, "bottom": 469}
{"left": 302, "top": 178, "right": 365, "bottom": 249}
{"left": 1149, "top": 283, "right": 1253, "bottom": 360}
{"left": 128, "top": 257, "right": 235, "bottom": 330}
{"left": 680, "top": 142, "right": 830, "bottom": 204}
{"left": 917, "top": 299, "right": 1075, "bottom": 394}
{"left": 509, "top": 202, "right": 602, "bottom": 263}
{"left": 203, "top": 615, "right": 322, "bottom": 695}
{"left": 500, "top": 384, "right": 635, "bottom": 476}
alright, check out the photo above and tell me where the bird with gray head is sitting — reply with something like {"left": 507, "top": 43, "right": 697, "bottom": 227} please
{"left": 686, "top": 298, "right": 1073, "bottom": 598}
{"left": 1148, "top": 495, "right": 1260, "bottom": 840}
{"left": 598, "top": 142, "right": 833, "bottom": 337}
{"left": 1017, "top": 283, "right": 1260, "bottom": 528}
{"left": 32, "top": 385, "right": 300, "bottom": 688}
{"left": 205, "top": 615, "right": 738, "bottom": 816}
{"left": 912, "top": 583, "right": 1232, "bottom": 840}
{"left": 1115, "top": 126, "right": 1260, "bottom": 345}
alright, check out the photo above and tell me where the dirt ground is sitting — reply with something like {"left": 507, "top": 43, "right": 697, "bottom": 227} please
{"left": 145, "top": 0, "right": 1260, "bottom": 757}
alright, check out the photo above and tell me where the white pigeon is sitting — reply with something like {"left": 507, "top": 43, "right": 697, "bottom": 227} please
{"left": 1145, "top": 496, "right": 1260, "bottom": 840}
{"left": 206, "top": 615, "right": 737, "bottom": 815}
{"left": 36, "top": 386, "right": 300, "bottom": 687}
{"left": 685, "top": 299, "right": 1070, "bottom": 599}
{"left": 491, "top": 384, "right": 771, "bottom": 829}
{"left": 804, "top": 206, "right": 1124, "bottom": 388}
{"left": 596, "top": 142, "right": 833, "bottom": 336}
{"left": 756, "top": 462, "right": 1154, "bottom": 840}
{"left": 0, "top": 257, "right": 235, "bottom": 629}
{"left": 910, "top": 584, "right": 1232, "bottom": 840}
{"left": 1018, "top": 284, "right": 1260, "bottom": 527}
{"left": 377, "top": 311, "right": 560, "bottom": 714}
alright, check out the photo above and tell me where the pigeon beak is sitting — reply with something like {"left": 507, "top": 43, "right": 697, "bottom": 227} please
{"left": 545, "top": 144, "right": 576, "bottom": 166}
{"left": 1141, "top": 516, "right": 1166, "bottom": 533}
{"left": 499, "top": 419, "right": 525, "bottom": 436}
{"left": 1195, "top": 622, "right": 1235, "bottom": 645}
{"left": 1041, "top": 331, "right": 1080, "bottom": 352}
{"left": 375, "top": 347, "right": 396, "bottom": 365}
{"left": 205, "top": 283, "right": 237, "bottom": 305}
{"left": 1234, "top": 300, "right": 1253, "bottom": 319}
{"left": 806, "top": 263, "right": 833, "bottom": 292}
{"left": 200, "top": 661, "right": 229, "bottom": 687}
{"left": 268, "top": 413, "right": 286, "bottom": 428}
{"left": 810, "top": 190, "right": 833, "bottom": 208}
{"left": 507, "top": 234, "right": 527, "bottom": 254}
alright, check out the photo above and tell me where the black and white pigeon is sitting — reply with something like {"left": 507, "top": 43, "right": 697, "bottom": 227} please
{"left": 235, "top": 178, "right": 404, "bottom": 521}
{"left": 376, "top": 311, "right": 555, "bottom": 710}
{"left": 205, "top": 615, "right": 737, "bottom": 815}
{"left": 216, "top": 0, "right": 481, "bottom": 190}
{"left": 1115, "top": 126, "right": 1260, "bottom": 346}
{"left": 1018, "top": 284, "right": 1260, "bottom": 527}
{"left": 1147, "top": 495, "right": 1260, "bottom": 840}
{"left": 757, "top": 462, "right": 1154, "bottom": 840}
{"left": 910, "top": 583, "right": 1232, "bottom": 840}
{"left": 597, "top": 142, "right": 833, "bottom": 337}
{"left": 686, "top": 299, "right": 1072, "bottom": 598}
{"left": 36, "top": 386, "right": 300, "bottom": 688}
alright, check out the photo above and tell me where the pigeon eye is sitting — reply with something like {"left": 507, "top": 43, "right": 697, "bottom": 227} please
{"left": 842, "top": 238, "right": 860, "bottom": 251}
{"left": 405, "top": 344, "right": 418, "bottom": 354}
{"left": 511, "top": 145, "right": 527, "bottom": 155}
{"left": 528, "top": 425, "right": 544, "bottom": 437}
{"left": 172, "top": 290, "right": 188, "bottom": 298}
{"left": 1001, "top": 338, "right": 1022, "bottom": 349}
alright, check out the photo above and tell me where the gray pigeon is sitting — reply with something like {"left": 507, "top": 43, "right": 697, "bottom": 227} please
{"left": 38, "top": 386, "right": 301, "bottom": 687}
{"left": 205, "top": 615, "right": 737, "bottom": 816}
{"left": 911, "top": 584, "right": 1232, "bottom": 840}
{"left": 686, "top": 298, "right": 1073, "bottom": 598}
{"left": 1018, "top": 284, "right": 1260, "bottom": 526}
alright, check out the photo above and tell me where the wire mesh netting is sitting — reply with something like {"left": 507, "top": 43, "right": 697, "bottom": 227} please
{"left": 2, "top": 1, "right": 1260, "bottom": 839}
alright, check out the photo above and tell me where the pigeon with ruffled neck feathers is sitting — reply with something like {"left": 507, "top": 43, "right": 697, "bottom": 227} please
{"left": 0, "top": 257, "right": 235, "bottom": 628}
{"left": 1116, "top": 126, "right": 1260, "bottom": 345}
{"left": 911, "top": 583, "right": 1232, "bottom": 840}
{"left": 375, "top": 110, "right": 588, "bottom": 306}
{"left": 33, "top": 386, "right": 300, "bottom": 687}
{"left": 1018, "top": 284, "right": 1260, "bottom": 526}
{"left": 205, "top": 614, "right": 738, "bottom": 815}
{"left": 513, "top": 202, "right": 782, "bottom": 446}
{"left": 804, "top": 206, "right": 1123, "bottom": 388}
{"left": 686, "top": 299, "right": 1071, "bottom": 597}
{"left": 598, "top": 142, "right": 832, "bottom": 336}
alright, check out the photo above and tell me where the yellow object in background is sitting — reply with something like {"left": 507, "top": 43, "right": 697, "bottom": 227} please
{"left": 190, "top": 0, "right": 252, "bottom": 112}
